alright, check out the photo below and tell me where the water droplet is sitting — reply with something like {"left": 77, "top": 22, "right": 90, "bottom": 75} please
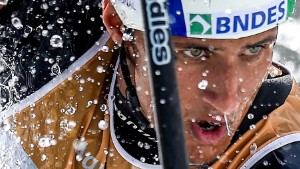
{"left": 122, "top": 32, "right": 133, "bottom": 41}
{"left": 42, "top": 30, "right": 49, "bottom": 36}
{"left": 249, "top": 124, "right": 256, "bottom": 130}
{"left": 215, "top": 115, "right": 222, "bottom": 121}
{"left": 144, "top": 143, "right": 150, "bottom": 149}
{"left": 140, "top": 157, "right": 146, "bottom": 162}
{"left": 11, "top": 17, "right": 23, "bottom": 29}
{"left": 250, "top": 143, "right": 257, "bottom": 154}
{"left": 76, "top": 155, "right": 83, "bottom": 161}
{"left": 31, "top": 113, "right": 36, "bottom": 119}
{"left": 247, "top": 113, "right": 254, "bottom": 119}
{"left": 50, "top": 35, "right": 63, "bottom": 48}
{"left": 41, "top": 154, "right": 47, "bottom": 161}
{"left": 23, "top": 25, "right": 33, "bottom": 38}
{"left": 29, "top": 144, "right": 34, "bottom": 149}
{"left": 201, "top": 56, "right": 206, "bottom": 61}
{"left": 64, "top": 105, "right": 76, "bottom": 115}
{"left": 60, "top": 119, "right": 76, "bottom": 132}
{"left": 155, "top": 70, "right": 161, "bottom": 75}
{"left": 57, "top": 18, "right": 64, "bottom": 24}
{"left": 68, "top": 121, "right": 77, "bottom": 128}
{"left": 263, "top": 160, "right": 269, "bottom": 166}
{"left": 51, "top": 63, "right": 61, "bottom": 75}
{"left": 160, "top": 99, "right": 166, "bottom": 104}
{"left": 100, "top": 104, "right": 107, "bottom": 112}
{"left": 50, "top": 139, "right": 57, "bottom": 146}
{"left": 100, "top": 46, "right": 109, "bottom": 52}
{"left": 98, "top": 120, "right": 108, "bottom": 130}
{"left": 198, "top": 80, "right": 208, "bottom": 90}
{"left": 96, "top": 66, "right": 105, "bottom": 73}
{"left": 109, "top": 151, "right": 114, "bottom": 157}
{"left": 73, "top": 138, "right": 88, "bottom": 154}
{"left": 38, "top": 137, "right": 52, "bottom": 148}
{"left": 45, "top": 118, "right": 52, "bottom": 124}
{"left": 40, "top": 3, "right": 49, "bottom": 9}
{"left": 138, "top": 141, "right": 144, "bottom": 148}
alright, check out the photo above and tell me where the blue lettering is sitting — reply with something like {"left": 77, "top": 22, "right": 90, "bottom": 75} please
{"left": 216, "top": 17, "right": 230, "bottom": 34}
{"left": 278, "top": 0, "right": 285, "bottom": 21}
{"left": 251, "top": 11, "right": 266, "bottom": 29}
{"left": 233, "top": 14, "right": 249, "bottom": 32}
{"left": 268, "top": 6, "right": 277, "bottom": 24}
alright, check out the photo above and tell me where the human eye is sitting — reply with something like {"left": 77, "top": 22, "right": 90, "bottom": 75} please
{"left": 243, "top": 46, "right": 263, "bottom": 56}
{"left": 183, "top": 48, "right": 207, "bottom": 59}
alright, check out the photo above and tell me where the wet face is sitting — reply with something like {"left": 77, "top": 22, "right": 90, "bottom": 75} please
{"left": 129, "top": 28, "right": 277, "bottom": 165}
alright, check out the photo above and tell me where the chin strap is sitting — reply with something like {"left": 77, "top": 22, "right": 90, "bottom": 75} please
{"left": 118, "top": 27, "right": 155, "bottom": 132}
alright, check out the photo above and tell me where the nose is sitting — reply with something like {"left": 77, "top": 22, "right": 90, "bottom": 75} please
{"left": 201, "top": 61, "right": 241, "bottom": 114}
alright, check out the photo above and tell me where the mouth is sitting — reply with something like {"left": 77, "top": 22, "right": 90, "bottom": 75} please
{"left": 190, "top": 119, "right": 228, "bottom": 145}
{"left": 198, "top": 121, "right": 221, "bottom": 131}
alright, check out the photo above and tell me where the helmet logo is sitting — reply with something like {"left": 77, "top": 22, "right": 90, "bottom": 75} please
{"left": 190, "top": 14, "right": 212, "bottom": 35}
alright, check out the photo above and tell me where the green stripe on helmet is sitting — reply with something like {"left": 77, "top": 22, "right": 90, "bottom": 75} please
{"left": 287, "top": 0, "right": 296, "bottom": 17}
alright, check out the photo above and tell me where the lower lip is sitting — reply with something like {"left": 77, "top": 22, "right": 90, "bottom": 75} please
{"left": 190, "top": 122, "right": 227, "bottom": 145}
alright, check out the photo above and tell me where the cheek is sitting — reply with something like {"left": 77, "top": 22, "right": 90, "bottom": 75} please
{"left": 175, "top": 65, "right": 202, "bottom": 100}
{"left": 243, "top": 57, "right": 271, "bottom": 88}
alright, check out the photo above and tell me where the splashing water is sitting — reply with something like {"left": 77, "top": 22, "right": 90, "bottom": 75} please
{"left": 98, "top": 120, "right": 108, "bottom": 130}
{"left": 122, "top": 32, "right": 133, "bottom": 41}
{"left": 224, "top": 115, "right": 232, "bottom": 136}
{"left": 100, "top": 46, "right": 109, "bottom": 52}
{"left": 11, "top": 17, "right": 23, "bottom": 29}
{"left": 0, "top": 0, "right": 8, "bottom": 5}
{"left": 50, "top": 35, "right": 63, "bottom": 48}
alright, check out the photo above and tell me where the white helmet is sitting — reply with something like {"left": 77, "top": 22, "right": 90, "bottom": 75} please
{"left": 112, "top": 0, "right": 296, "bottom": 39}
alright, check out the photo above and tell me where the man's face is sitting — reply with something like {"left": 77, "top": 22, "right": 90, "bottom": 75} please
{"left": 129, "top": 28, "right": 277, "bottom": 164}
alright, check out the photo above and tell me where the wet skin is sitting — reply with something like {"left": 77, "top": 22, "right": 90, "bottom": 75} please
{"left": 103, "top": 0, "right": 278, "bottom": 165}
{"left": 129, "top": 29, "right": 277, "bottom": 164}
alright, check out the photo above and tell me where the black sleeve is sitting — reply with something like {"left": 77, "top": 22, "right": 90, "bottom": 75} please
{"left": 251, "top": 141, "right": 300, "bottom": 169}
{"left": 0, "top": 0, "right": 105, "bottom": 107}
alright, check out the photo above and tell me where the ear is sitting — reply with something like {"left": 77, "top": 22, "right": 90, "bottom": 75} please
{"left": 102, "top": 0, "right": 123, "bottom": 44}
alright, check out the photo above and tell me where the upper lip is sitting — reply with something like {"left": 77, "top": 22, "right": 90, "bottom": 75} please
{"left": 190, "top": 115, "right": 227, "bottom": 124}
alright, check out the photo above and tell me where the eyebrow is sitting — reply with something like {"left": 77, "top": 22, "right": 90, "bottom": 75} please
{"left": 173, "top": 42, "right": 221, "bottom": 51}
{"left": 173, "top": 36, "right": 277, "bottom": 51}
{"left": 244, "top": 36, "right": 277, "bottom": 49}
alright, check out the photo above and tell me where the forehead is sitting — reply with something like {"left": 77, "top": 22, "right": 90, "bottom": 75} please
{"left": 172, "top": 27, "right": 278, "bottom": 48}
